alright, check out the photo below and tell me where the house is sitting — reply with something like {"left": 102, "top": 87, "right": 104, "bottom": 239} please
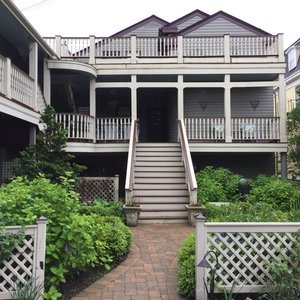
{"left": 285, "top": 37, "right": 300, "bottom": 111}
{"left": 0, "top": 0, "right": 288, "bottom": 222}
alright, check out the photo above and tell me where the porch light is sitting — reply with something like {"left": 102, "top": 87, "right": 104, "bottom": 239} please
{"left": 198, "top": 250, "right": 219, "bottom": 300}
{"left": 199, "top": 101, "right": 208, "bottom": 111}
{"left": 249, "top": 100, "right": 260, "bottom": 111}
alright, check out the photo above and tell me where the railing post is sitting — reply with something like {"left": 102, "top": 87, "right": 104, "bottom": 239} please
{"left": 195, "top": 213, "right": 207, "bottom": 300}
{"left": 89, "top": 35, "right": 96, "bottom": 65}
{"left": 114, "top": 174, "right": 119, "bottom": 201}
{"left": 131, "top": 36, "right": 137, "bottom": 64}
{"left": 224, "top": 35, "right": 230, "bottom": 63}
{"left": 55, "top": 35, "right": 62, "bottom": 58}
{"left": 277, "top": 33, "right": 284, "bottom": 62}
{"left": 4, "top": 57, "right": 11, "bottom": 99}
{"left": 35, "top": 216, "right": 47, "bottom": 300}
{"left": 177, "top": 36, "right": 183, "bottom": 63}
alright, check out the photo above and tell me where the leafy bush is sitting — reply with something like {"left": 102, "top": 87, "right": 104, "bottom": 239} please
{"left": 178, "top": 233, "right": 195, "bottom": 299}
{"left": 248, "top": 175, "right": 300, "bottom": 211}
{"left": 196, "top": 167, "right": 242, "bottom": 204}
{"left": 0, "top": 176, "right": 131, "bottom": 299}
{"left": 79, "top": 198, "right": 125, "bottom": 222}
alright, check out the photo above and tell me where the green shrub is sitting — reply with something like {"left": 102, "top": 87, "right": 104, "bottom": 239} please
{"left": 178, "top": 233, "right": 195, "bottom": 299}
{"left": 0, "top": 176, "right": 131, "bottom": 299}
{"left": 79, "top": 198, "right": 125, "bottom": 222}
{"left": 196, "top": 167, "right": 242, "bottom": 204}
{"left": 248, "top": 175, "right": 300, "bottom": 211}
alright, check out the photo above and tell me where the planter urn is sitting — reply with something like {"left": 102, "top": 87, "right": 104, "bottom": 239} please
{"left": 185, "top": 204, "right": 206, "bottom": 226}
{"left": 123, "top": 205, "right": 141, "bottom": 227}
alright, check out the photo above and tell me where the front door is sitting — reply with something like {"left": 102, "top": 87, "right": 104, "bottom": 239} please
{"left": 147, "top": 108, "right": 167, "bottom": 142}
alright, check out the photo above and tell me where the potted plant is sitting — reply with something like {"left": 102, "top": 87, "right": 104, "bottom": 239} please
{"left": 185, "top": 203, "right": 205, "bottom": 226}
{"left": 123, "top": 196, "right": 141, "bottom": 226}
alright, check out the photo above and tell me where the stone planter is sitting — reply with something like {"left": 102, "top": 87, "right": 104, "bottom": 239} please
{"left": 123, "top": 205, "right": 141, "bottom": 227}
{"left": 185, "top": 204, "right": 206, "bottom": 226}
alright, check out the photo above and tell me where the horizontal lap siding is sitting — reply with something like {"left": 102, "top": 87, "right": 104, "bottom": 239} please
{"left": 121, "top": 21, "right": 164, "bottom": 37}
{"left": 231, "top": 87, "right": 274, "bottom": 117}
{"left": 176, "top": 15, "right": 206, "bottom": 32}
{"left": 185, "top": 17, "right": 258, "bottom": 36}
{"left": 184, "top": 88, "right": 224, "bottom": 117}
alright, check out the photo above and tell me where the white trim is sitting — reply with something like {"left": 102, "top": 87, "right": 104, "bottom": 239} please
{"left": 65, "top": 142, "right": 129, "bottom": 153}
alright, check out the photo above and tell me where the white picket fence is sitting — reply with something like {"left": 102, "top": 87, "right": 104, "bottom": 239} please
{"left": 195, "top": 215, "right": 300, "bottom": 300}
{"left": 0, "top": 218, "right": 47, "bottom": 300}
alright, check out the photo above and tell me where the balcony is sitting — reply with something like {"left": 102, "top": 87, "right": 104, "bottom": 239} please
{"left": 44, "top": 35, "right": 283, "bottom": 65}
{"left": 55, "top": 113, "right": 280, "bottom": 144}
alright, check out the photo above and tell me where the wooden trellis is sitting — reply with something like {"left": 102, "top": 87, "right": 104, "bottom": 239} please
{"left": 77, "top": 176, "right": 119, "bottom": 204}
{"left": 195, "top": 216, "right": 300, "bottom": 300}
{"left": 0, "top": 218, "right": 47, "bottom": 300}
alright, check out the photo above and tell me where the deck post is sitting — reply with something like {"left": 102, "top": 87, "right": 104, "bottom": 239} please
{"left": 195, "top": 213, "right": 207, "bottom": 300}
{"left": 280, "top": 152, "right": 287, "bottom": 179}
{"left": 178, "top": 75, "right": 184, "bottom": 120}
{"left": 224, "top": 34, "right": 230, "bottom": 63}
{"left": 177, "top": 36, "right": 183, "bottom": 63}
{"left": 90, "top": 78, "right": 96, "bottom": 142}
{"left": 114, "top": 175, "right": 119, "bottom": 200}
{"left": 29, "top": 41, "right": 38, "bottom": 110}
{"left": 224, "top": 75, "right": 232, "bottom": 142}
{"left": 131, "top": 36, "right": 137, "bottom": 64}
{"left": 278, "top": 74, "right": 287, "bottom": 143}
{"left": 89, "top": 35, "right": 96, "bottom": 65}
{"left": 277, "top": 33, "right": 284, "bottom": 62}
{"left": 43, "top": 58, "right": 51, "bottom": 105}
{"left": 4, "top": 58, "right": 11, "bottom": 99}
{"left": 131, "top": 75, "right": 137, "bottom": 120}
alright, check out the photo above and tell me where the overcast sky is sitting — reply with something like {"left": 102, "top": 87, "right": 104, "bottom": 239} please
{"left": 12, "top": 0, "right": 299, "bottom": 49}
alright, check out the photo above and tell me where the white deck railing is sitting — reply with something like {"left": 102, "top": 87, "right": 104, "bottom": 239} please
{"left": 96, "top": 117, "right": 131, "bottom": 141}
{"left": 178, "top": 119, "right": 197, "bottom": 204}
{"left": 185, "top": 118, "right": 225, "bottom": 141}
{"left": 0, "top": 218, "right": 47, "bottom": 300}
{"left": 54, "top": 113, "right": 94, "bottom": 140}
{"left": 195, "top": 216, "right": 300, "bottom": 299}
{"left": 44, "top": 34, "right": 281, "bottom": 62}
{"left": 232, "top": 117, "right": 280, "bottom": 141}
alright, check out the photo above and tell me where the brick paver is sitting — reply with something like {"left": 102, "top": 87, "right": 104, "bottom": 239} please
{"left": 72, "top": 224, "right": 194, "bottom": 300}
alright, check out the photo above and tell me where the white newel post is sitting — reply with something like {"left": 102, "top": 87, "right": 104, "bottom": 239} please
{"left": 195, "top": 213, "right": 207, "bottom": 300}
{"left": 35, "top": 217, "right": 47, "bottom": 300}
{"left": 4, "top": 57, "right": 11, "bottom": 99}
{"left": 89, "top": 35, "right": 96, "bottom": 65}
{"left": 177, "top": 36, "right": 183, "bottom": 63}
{"left": 90, "top": 78, "right": 96, "bottom": 142}
{"left": 224, "top": 35, "right": 230, "bottom": 63}
{"left": 55, "top": 35, "right": 61, "bottom": 58}
{"left": 43, "top": 58, "right": 51, "bottom": 105}
{"left": 277, "top": 33, "right": 284, "bottom": 62}
{"left": 224, "top": 75, "right": 232, "bottom": 142}
{"left": 131, "top": 75, "right": 137, "bottom": 120}
{"left": 131, "top": 36, "right": 137, "bottom": 64}
{"left": 29, "top": 41, "right": 38, "bottom": 110}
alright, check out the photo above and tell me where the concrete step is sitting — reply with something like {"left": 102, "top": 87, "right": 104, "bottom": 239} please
{"left": 134, "top": 183, "right": 187, "bottom": 190}
{"left": 134, "top": 190, "right": 189, "bottom": 197}
{"left": 139, "top": 219, "right": 188, "bottom": 224}
{"left": 140, "top": 203, "right": 186, "bottom": 211}
{"left": 135, "top": 177, "right": 186, "bottom": 184}
{"left": 139, "top": 196, "right": 189, "bottom": 204}
{"left": 135, "top": 166, "right": 185, "bottom": 172}
{"left": 135, "top": 161, "right": 184, "bottom": 167}
{"left": 135, "top": 171, "right": 185, "bottom": 178}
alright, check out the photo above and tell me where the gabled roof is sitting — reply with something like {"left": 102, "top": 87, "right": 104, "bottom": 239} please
{"left": 161, "top": 9, "right": 209, "bottom": 33}
{"left": 178, "top": 10, "right": 270, "bottom": 36}
{"left": 111, "top": 15, "right": 169, "bottom": 37}
{"left": 285, "top": 37, "right": 300, "bottom": 53}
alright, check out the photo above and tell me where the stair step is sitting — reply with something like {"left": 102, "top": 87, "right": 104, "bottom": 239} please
{"left": 135, "top": 177, "right": 186, "bottom": 184}
{"left": 140, "top": 210, "right": 188, "bottom": 219}
{"left": 136, "top": 156, "right": 182, "bottom": 162}
{"left": 137, "top": 143, "right": 180, "bottom": 147}
{"left": 136, "top": 147, "right": 181, "bottom": 152}
{"left": 139, "top": 219, "right": 188, "bottom": 224}
{"left": 141, "top": 203, "right": 187, "bottom": 210}
{"left": 134, "top": 190, "right": 189, "bottom": 197}
{"left": 135, "top": 166, "right": 185, "bottom": 172}
{"left": 135, "top": 161, "right": 183, "bottom": 167}
{"left": 136, "top": 151, "right": 181, "bottom": 157}
{"left": 135, "top": 171, "right": 185, "bottom": 178}
{"left": 134, "top": 183, "right": 187, "bottom": 190}
{"left": 139, "top": 196, "right": 189, "bottom": 204}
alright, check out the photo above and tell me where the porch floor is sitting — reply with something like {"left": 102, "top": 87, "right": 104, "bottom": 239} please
{"left": 71, "top": 224, "right": 193, "bottom": 300}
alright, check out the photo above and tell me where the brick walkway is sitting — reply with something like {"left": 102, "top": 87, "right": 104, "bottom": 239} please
{"left": 72, "top": 224, "right": 194, "bottom": 300}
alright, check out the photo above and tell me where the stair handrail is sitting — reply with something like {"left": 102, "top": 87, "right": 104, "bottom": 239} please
{"left": 178, "top": 119, "right": 198, "bottom": 205}
{"left": 125, "top": 119, "right": 138, "bottom": 202}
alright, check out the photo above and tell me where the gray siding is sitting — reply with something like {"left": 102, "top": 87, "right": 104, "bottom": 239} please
{"left": 184, "top": 88, "right": 224, "bottom": 117}
{"left": 121, "top": 21, "right": 163, "bottom": 37}
{"left": 177, "top": 15, "right": 205, "bottom": 32}
{"left": 185, "top": 17, "right": 258, "bottom": 37}
{"left": 231, "top": 87, "right": 274, "bottom": 117}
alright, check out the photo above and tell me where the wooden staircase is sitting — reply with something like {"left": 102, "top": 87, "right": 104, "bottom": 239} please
{"left": 133, "top": 143, "right": 189, "bottom": 223}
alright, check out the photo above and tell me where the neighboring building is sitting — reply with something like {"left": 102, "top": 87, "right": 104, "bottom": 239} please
{"left": 0, "top": 0, "right": 288, "bottom": 222}
{"left": 285, "top": 37, "right": 300, "bottom": 111}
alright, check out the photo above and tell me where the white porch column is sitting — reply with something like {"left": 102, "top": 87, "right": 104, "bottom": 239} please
{"left": 278, "top": 74, "right": 287, "bottom": 143}
{"left": 43, "top": 58, "right": 51, "bottom": 105}
{"left": 178, "top": 75, "right": 184, "bottom": 120}
{"left": 4, "top": 58, "right": 12, "bottom": 99}
{"left": 90, "top": 78, "right": 96, "bottom": 142}
{"left": 29, "top": 126, "right": 36, "bottom": 144}
{"left": 131, "top": 75, "right": 137, "bottom": 120}
{"left": 29, "top": 41, "right": 38, "bottom": 109}
{"left": 224, "top": 75, "right": 232, "bottom": 142}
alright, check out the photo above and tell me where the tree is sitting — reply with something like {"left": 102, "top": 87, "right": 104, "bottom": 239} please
{"left": 287, "top": 90, "right": 300, "bottom": 178}
{"left": 15, "top": 105, "right": 86, "bottom": 182}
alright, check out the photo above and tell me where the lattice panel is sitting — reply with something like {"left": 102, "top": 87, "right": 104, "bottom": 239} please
{"left": 1, "top": 161, "right": 19, "bottom": 181}
{"left": 0, "top": 234, "right": 35, "bottom": 294}
{"left": 77, "top": 177, "right": 119, "bottom": 204}
{"left": 206, "top": 231, "right": 297, "bottom": 289}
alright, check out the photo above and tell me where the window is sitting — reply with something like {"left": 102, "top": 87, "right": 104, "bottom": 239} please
{"left": 288, "top": 48, "right": 297, "bottom": 70}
